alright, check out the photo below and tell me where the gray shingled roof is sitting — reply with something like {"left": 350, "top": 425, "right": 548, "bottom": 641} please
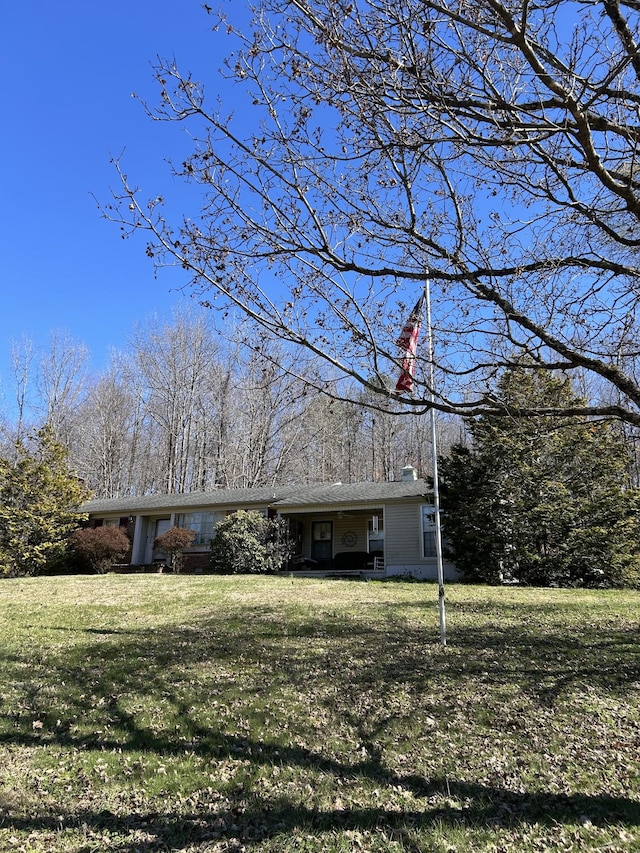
{"left": 81, "top": 479, "right": 431, "bottom": 516}
{"left": 275, "top": 480, "right": 431, "bottom": 508}
{"left": 81, "top": 486, "right": 298, "bottom": 515}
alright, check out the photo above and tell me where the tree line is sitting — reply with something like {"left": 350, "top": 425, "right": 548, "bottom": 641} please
{"left": 0, "top": 307, "right": 456, "bottom": 497}
{"left": 1, "top": 333, "right": 639, "bottom": 587}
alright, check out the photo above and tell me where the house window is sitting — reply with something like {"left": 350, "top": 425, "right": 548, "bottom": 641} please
{"left": 104, "top": 517, "right": 130, "bottom": 529}
{"left": 422, "top": 505, "right": 438, "bottom": 558}
{"left": 176, "top": 511, "right": 216, "bottom": 545}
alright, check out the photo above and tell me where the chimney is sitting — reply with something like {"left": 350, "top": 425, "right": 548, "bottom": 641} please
{"left": 400, "top": 464, "right": 418, "bottom": 482}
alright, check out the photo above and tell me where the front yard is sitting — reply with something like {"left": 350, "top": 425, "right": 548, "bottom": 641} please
{"left": 0, "top": 575, "right": 638, "bottom": 851}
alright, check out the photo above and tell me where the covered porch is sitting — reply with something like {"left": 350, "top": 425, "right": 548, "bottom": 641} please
{"left": 281, "top": 506, "right": 385, "bottom": 576}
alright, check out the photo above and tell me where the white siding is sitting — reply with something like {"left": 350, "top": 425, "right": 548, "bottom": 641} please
{"left": 385, "top": 501, "right": 459, "bottom": 580}
{"left": 385, "top": 502, "right": 423, "bottom": 563}
{"left": 333, "top": 517, "right": 367, "bottom": 553}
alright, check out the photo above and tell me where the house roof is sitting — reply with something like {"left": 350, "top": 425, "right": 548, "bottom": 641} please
{"left": 81, "top": 479, "right": 431, "bottom": 516}
{"left": 275, "top": 480, "right": 431, "bottom": 509}
{"left": 81, "top": 486, "right": 297, "bottom": 516}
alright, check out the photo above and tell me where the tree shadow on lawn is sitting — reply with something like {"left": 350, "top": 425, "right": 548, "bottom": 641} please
{"left": 0, "top": 778, "right": 638, "bottom": 851}
{"left": 3, "top": 605, "right": 639, "bottom": 739}
{"left": 0, "top": 608, "right": 638, "bottom": 845}
{"left": 13, "top": 602, "right": 640, "bottom": 703}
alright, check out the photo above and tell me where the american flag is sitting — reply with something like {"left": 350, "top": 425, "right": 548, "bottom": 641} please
{"left": 395, "top": 291, "right": 426, "bottom": 393}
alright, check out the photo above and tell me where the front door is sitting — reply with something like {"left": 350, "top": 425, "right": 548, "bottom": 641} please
{"left": 145, "top": 518, "right": 172, "bottom": 564}
{"left": 311, "top": 520, "right": 333, "bottom": 570}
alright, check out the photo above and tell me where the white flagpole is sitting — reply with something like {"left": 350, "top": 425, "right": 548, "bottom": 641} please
{"left": 425, "top": 277, "right": 447, "bottom": 646}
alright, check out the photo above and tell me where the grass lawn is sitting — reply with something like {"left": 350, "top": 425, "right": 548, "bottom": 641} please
{"left": 0, "top": 575, "right": 638, "bottom": 852}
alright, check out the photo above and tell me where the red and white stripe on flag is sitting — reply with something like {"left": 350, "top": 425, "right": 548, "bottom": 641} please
{"left": 395, "top": 292, "right": 426, "bottom": 393}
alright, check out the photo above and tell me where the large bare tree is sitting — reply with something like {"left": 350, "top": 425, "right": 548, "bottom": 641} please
{"left": 104, "top": 0, "right": 640, "bottom": 424}
{"left": 131, "top": 308, "right": 221, "bottom": 493}
{"left": 72, "top": 368, "right": 139, "bottom": 498}
{"left": 38, "top": 330, "right": 88, "bottom": 444}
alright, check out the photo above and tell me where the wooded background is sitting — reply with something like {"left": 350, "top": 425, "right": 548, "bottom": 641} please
{"left": 0, "top": 308, "right": 460, "bottom": 497}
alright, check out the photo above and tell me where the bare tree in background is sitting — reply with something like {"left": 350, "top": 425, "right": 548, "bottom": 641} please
{"left": 73, "top": 369, "right": 138, "bottom": 497}
{"left": 132, "top": 308, "right": 220, "bottom": 493}
{"left": 231, "top": 346, "right": 309, "bottom": 487}
{"left": 9, "top": 335, "right": 35, "bottom": 447}
{"left": 103, "top": 0, "right": 640, "bottom": 424}
{"left": 189, "top": 353, "right": 235, "bottom": 490}
{"left": 39, "top": 330, "right": 88, "bottom": 444}
{"left": 284, "top": 393, "right": 363, "bottom": 483}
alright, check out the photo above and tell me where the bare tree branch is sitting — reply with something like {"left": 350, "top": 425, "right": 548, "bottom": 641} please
{"left": 100, "top": 0, "right": 640, "bottom": 424}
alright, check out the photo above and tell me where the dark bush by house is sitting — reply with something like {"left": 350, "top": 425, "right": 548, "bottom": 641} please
{"left": 71, "top": 526, "right": 131, "bottom": 574}
{"left": 154, "top": 526, "right": 196, "bottom": 573}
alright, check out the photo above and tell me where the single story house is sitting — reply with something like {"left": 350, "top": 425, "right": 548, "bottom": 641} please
{"left": 80, "top": 465, "right": 459, "bottom": 580}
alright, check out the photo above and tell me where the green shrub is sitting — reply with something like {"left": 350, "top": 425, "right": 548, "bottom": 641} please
{"left": 209, "top": 510, "right": 294, "bottom": 574}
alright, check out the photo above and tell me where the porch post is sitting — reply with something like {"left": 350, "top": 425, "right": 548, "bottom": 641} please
{"left": 130, "top": 515, "right": 144, "bottom": 565}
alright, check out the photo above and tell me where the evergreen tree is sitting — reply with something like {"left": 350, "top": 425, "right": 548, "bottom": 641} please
{"left": 0, "top": 425, "right": 90, "bottom": 576}
{"left": 440, "top": 368, "right": 640, "bottom": 588}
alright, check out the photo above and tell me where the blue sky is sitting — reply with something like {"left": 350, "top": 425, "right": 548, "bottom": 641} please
{"left": 0, "top": 1, "right": 249, "bottom": 410}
